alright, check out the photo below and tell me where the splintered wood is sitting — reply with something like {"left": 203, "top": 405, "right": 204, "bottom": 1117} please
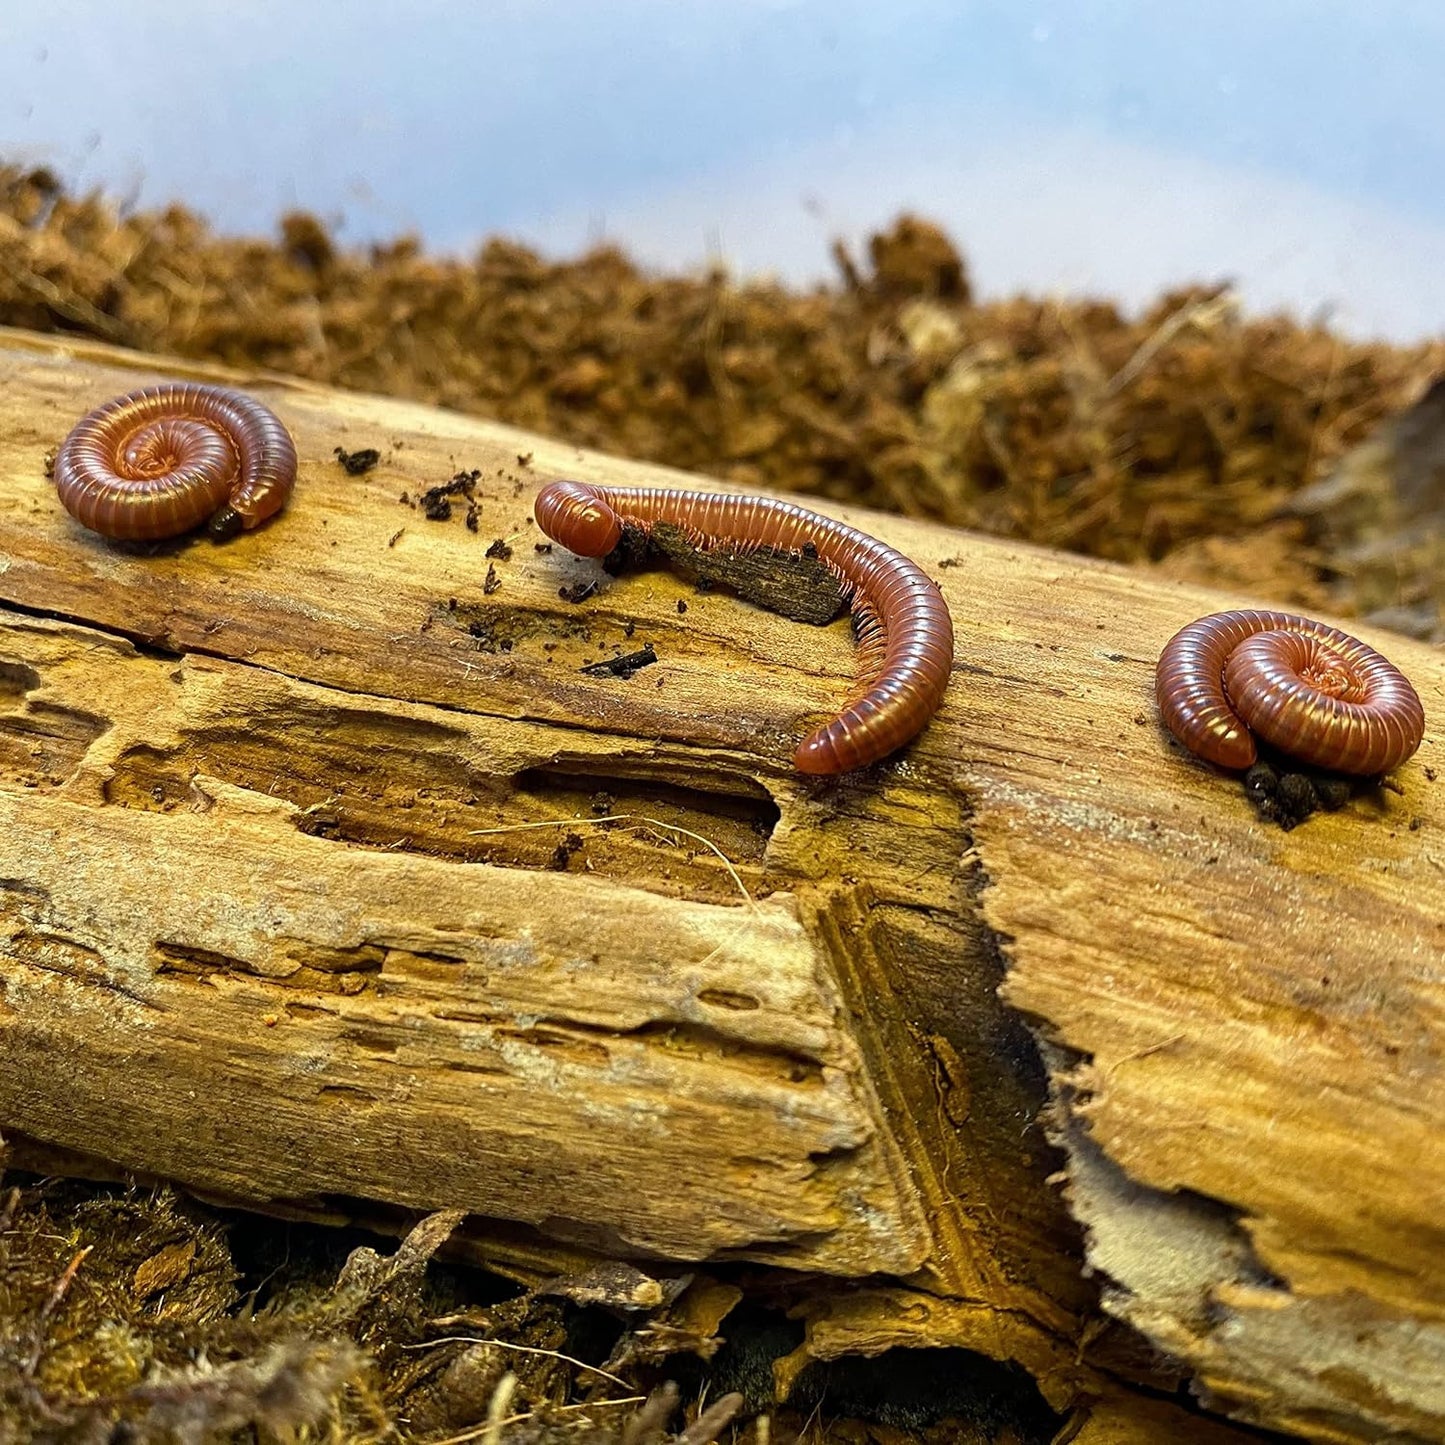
{"left": 0, "top": 328, "right": 1441, "bottom": 1444}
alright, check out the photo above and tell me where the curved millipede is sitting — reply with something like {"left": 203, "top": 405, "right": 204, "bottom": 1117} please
{"left": 53, "top": 383, "right": 298, "bottom": 541}
{"left": 1156, "top": 609, "right": 1426, "bottom": 775}
{"left": 534, "top": 479, "right": 955, "bottom": 774}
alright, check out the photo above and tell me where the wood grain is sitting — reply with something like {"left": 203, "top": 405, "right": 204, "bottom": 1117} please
{"left": 0, "top": 328, "right": 1441, "bottom": 1442}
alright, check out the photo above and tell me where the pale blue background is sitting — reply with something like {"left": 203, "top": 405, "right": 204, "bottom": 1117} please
{"left": 2, "top": 1, "right": 1442, "bottom": 339}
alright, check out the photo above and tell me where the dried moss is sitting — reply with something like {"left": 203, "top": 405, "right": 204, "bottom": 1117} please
{"left": 0, "top": 1183, "right": 769, "bottom": 1443}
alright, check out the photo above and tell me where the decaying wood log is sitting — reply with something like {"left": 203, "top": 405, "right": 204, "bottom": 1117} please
{"left": 0, "top": 328, "right": 1441, "bottom": 1443}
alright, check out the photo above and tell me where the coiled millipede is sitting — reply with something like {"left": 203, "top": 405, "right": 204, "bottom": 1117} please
{"left": 53, "top": 383, "right": 298, "bottom": 541}
{"left": 1156, "top": 609, "right": 1425, "bottom": 775}
{"left": 534, "top": 480, "right": 954, "bottom": 775}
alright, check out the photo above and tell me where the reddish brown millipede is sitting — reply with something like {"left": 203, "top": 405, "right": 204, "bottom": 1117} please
{"left": 533, "top": 479, "right": 954, "bottom": 774}
{"left": 53, "top": 383, "right": 298, "bottom": 540}
{"left": 1157, "top": 609, "right": 1425, "bottom": 775}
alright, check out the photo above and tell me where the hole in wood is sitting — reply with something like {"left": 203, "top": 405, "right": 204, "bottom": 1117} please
{"left": 103, "top": 718, "right": 780, "bottom": 904}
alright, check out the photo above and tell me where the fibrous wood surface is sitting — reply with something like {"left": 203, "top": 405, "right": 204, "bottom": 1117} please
{"left": 0, "top": 329, "right": 1441, "bottom": 1443}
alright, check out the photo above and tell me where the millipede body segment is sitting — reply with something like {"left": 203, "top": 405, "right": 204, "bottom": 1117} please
{"left": 1156, "top": 609, "right": 1425, "bottom": 776}
{"left": 53, "top": 383, "right": 298, "bottom": 540}
{"left": 534, "top": 479, "right": 955, "bottom": 774}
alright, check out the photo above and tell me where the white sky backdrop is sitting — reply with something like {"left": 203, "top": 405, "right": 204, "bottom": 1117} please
{"left": 2, "top": 0, "right": 1442, "bottom": 340}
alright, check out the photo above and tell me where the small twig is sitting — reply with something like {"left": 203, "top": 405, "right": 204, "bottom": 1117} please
{"left": 580, "top": 644, "right": 658, "bottom": 679}
{"left": 466, "top": 812, "right": 761, "bottom": 970}
{"left": 0, "top": 1185, "right": 20, "bottom": 1236}
{"left": 1103, "top": 292, "right": 1234, "bottom": 399}
{"left": 471, "top": 1369, "right": 517, "bottom": 1445}
{"left": 1300, "top": 332, "right": 1346, "bottom": 486}
{"left": 466, "top": 814, "right": 758, "bottom": 915}
{"left": 796, "top": 1391, "right": 827, "bottom": 1442}
{"left": 621, "top": 1382, "right": 679, "bottom": 1445}
{"left": 1050, "top": 1402, "right": 1091, "bottom": 1444}
{"left": 429, "top": 1396, "right": 648, "bottom": 1445}
{"left": 1050, "top": 294, "right": 1108, "bottom": 393}
{"left": 0, "top": 253, "right": 129, "bottom": 342}
{"left": 1104, "top": 1033, "right": 1186, "bottom": 1078}
{"left": 482, "top": 1371, "right": 518, "bottom": 1445}
{"left": 24, "top": 1245, "right": 92, "bottom": 1375}
{"left": 679, "top": 1391, "right": 745, "bottom": 1445}
{"left": 406, "top": 1335, "right": 633, "bottom": 1390}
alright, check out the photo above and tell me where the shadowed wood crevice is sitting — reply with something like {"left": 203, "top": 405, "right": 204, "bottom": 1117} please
{"left": 624, "top": 520, "right": 850, "bottom": 625}
{"left": 151, "top": 939, "right": 386, "bottom": 989}
{"left": 99, "top": 713, "right": 783, "bottom": 901}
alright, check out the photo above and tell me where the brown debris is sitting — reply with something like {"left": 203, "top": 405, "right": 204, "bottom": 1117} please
{"left": 334, "top": 444, "right": 382, "bottom": 475}
{"left": 548, "top": 831, "right": 587, "bottom": 870}
{"left": 579, "top": 644, "right": 659, "bottom": 679}
{"left": 863, "top": 214, "right": 971, "bottom": 301}
{"left": 640, "top": 522, "right": 848, "bottom": 624}
{"left": 416, "top": 469, "right": 481, "bottom": 521}
{"left": 534, "top": 1262, "right": 673, "bottom": 1313}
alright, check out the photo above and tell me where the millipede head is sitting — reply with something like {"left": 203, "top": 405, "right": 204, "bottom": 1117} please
{"left": 207, "top": 503, "right": 245, "bottom": 539}
{"left": 794, "top": 730, "right": 840, "bottom": 775}
{"left": 534, "top": 480, "right": 623, "bottom": 557}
